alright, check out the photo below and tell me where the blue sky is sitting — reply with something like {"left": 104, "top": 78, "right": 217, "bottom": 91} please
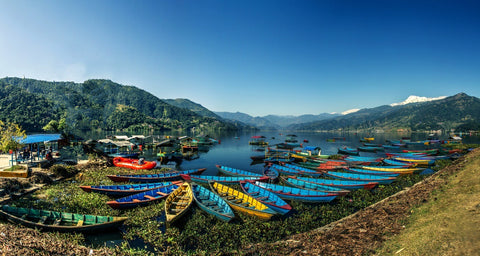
{"left": 1, "top": 0, "right": 479, "bottom": 116}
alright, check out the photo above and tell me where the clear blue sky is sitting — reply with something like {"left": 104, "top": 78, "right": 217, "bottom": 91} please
{"left": 1, "top": 0, "right": 479, "bottom": 116}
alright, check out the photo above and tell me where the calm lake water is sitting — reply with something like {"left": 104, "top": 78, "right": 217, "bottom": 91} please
{"left": 80, "top": 130, "right": 480, "bottom": 176}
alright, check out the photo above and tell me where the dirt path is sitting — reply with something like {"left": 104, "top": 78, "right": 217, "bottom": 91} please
{"left": 243, "top": 149, "right": 480, "bottom": 255}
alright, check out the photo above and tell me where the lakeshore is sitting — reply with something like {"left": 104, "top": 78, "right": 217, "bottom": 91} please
{"left": 1, "top": 137, "right": 478, "bottom": 255}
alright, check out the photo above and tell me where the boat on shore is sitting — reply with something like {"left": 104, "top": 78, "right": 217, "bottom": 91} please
{"left": 107, "top": 168, "right": 206, "bottom": 183}
{"left": 0, "top": 205, "right": 127, "bottom": 233}
{"left": 209, "top": 182, "right": 277, "bottom": 220}
{"left": 106, "top": 183, "right": 180, "bottom": 209}
{"left": 165, "top": 182, "right": 194, "bottom": 224}
{"left": 239, "top": 181, "right": 292, "bottom": 215}
{"left": 113, "top": 157, "right": 157, "bottom": 170}
{"left": 191, "top": 182, "right": 235, "bottom": 222}
{"left": 80, "top": 181, "right": 181, "bottom": 197}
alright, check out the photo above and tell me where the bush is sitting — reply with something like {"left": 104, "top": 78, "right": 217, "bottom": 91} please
{"left": 50, "top": 164, "right": 79, "bottom": 178}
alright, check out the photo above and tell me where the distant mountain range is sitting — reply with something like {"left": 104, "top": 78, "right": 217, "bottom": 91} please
{"left": 215, "top": 94, "right": 480, "bottom": 132}
{"left": 1, "top": 76, "right": 478, "bottom": 133}
{"left": 214, "top": 112, "right": 340, "bottom": 129}
{"left": 289, "top": 93, "right": 480, "bottom": 132}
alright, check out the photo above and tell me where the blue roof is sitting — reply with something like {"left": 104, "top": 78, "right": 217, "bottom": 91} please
{"left": 17, "top": 134, "right": 62, "bottom": 144}
{"left": 304, "top": 146, "right": 320, "bottom": 151}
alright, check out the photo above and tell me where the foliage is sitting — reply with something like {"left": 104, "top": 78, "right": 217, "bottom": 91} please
{"left": 50, "top": 164, "right": 79, "bottom": 178}
{"left": 0, "top": 120, "right": 26, "bottom": 153}
{"left": 0, "top": 77, "right": 239, "bottom": 133}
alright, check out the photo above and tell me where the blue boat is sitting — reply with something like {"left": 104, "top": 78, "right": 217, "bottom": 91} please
{"left": 344, "top": 168, "right": 400, "bottom": 177}
{"left": 250, "top": 181, "right": 337, "bottom": 203}
{"left": 107, "top": 168, "right": 206, "bottom": 183}
{"left": 338, "top": 147, "right": 359, "bottom": 156}
{"left": 239, "top": 181, "right": 292, "bottom": 215}
{"left": 270, "top": 164, "right": 321, "bottom": 177}
{"left": 79, "top": 181, "right": 179, "bottom": 197}
{"left": 191, "top": 182, "right": 235, "bottom": 222}
{"left": 106, "top": 183, "right": 180, "bottom": 209}
{"left": 215, "top": 165, "right": 263, "bottom": 177}
{"left": 263, "top": 166, "right": 279, "bottom": 181}
{"left": 281, "top": 176, "right": 349, "bottom": 195}
{"left": 293, "top": 176, "right": 378, "bottom": 190}
{"left": 382, "top": 159, "right": 415, "bottom": 167}
{"left": 181, "top": 175, "right": 269, "bottom": 184}
{"left": 324, "top": 171, "right": 396, "bottom": 185}
{"left": 358, "top": 146, "right": 384, "bottom": 152}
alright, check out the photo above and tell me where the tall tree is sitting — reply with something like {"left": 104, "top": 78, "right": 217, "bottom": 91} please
{"left": 0, "top": 121, "right": 26, "bottom": 161}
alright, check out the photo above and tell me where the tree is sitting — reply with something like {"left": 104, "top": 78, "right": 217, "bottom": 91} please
{"left": 0, "top": 121, "right": 26, "bottom": 158}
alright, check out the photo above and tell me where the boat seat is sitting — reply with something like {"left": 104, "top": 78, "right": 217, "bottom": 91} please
{"left": 170, "top": 208, "right": 183, "bottom": 212}
{"left": 144, "top": 195, "right": 156, "bottom": 200}
{"left": 37, "top": 216, "right": 48, "bottom": 224}
{"left": 53, "top": 218, "right": 62, "bottom": 226}
{"left": 177, "top": 196, "right": 190, "bottom": 199}
{"left": 172, "top": 202, "right": 188, "bottom": 206}
{"left": 77, "top": 220, "right": 84, "bottom": 226}
{"left": 132, "top": 199, "right": 142, "bottom": 202}
{"left": 156, "top": 191, "right": 168, "bottom": 196}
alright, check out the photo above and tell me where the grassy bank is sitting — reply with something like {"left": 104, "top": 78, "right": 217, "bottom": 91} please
{"left": 375, "top": 150, "right": 480, "bottom": 255}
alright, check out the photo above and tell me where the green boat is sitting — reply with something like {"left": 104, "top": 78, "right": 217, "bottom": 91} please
{"left": 0, "top": 205, "right": 128, "bottom": 233}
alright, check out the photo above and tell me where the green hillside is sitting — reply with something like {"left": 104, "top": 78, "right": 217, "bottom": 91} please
{"left": 0, "top": 77, "right": 237, "bottom": 132}
{"left": 290, "top": 93, "right": 480, "bottom": 132}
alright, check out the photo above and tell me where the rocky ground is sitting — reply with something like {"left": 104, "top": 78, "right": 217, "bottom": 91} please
{"left": 0, "top": 150, "right": 477, "bottom": 255}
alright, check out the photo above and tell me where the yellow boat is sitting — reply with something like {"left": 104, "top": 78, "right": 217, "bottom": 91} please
{"left": 165, "top": 182, "right": 194, "bottom": 224}
{"left": 360, "top": 166, "right": 423, "bottom": 175}
{"left": 209, "top": 182, "right": 276, "bottom": 220}
{"left": 393, "top": 157, "right": 435, "bottom": 166}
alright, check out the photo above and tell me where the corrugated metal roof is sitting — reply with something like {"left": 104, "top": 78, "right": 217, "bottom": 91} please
{"left": 17, "top": 134, "right": 62, "bottom": 144}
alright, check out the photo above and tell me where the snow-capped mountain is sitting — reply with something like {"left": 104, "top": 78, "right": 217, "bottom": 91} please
{"left": 390, "top": 95, "right": 447, "bottom": 107}
{"left": 341, "top": 108, "right": 361, "bottom": 115}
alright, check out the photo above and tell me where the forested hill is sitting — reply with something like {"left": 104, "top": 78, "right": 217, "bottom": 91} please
{"left": 0, "top": 77, "right": 238, "bottom": 132}
{"left": 289, "top": 93, "right": 480, "bottom": 132}
{"left": 163, "top": 98, "right": 220, "bottom": 118}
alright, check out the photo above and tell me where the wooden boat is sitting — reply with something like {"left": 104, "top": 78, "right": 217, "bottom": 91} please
{"left": 263, "top": 166, "right": 279, "bottom": 181}
{"left": 249, "top": 136, "right": 268, "bottom": 146}
{"left": 292, "top": 176, "right": 378, "bottom": 190}
{"left": 344, "top": 168, "right": 401, "bottom": 177}
{"left": 338, "top": 147, "right": 359, "bottom": 156}
{"left": 191, "top": 182, "right": 235, "bottom": 222}
{"left": 181, "top": 174, "right": 269, "bottom": 184}
{"left": 270, "top": 164, "right": 322, "bottom": 177}
{"left": 165, "top": 182, "right": 194, "bottom": 224}
{"left": 239, "top": 181, "right": 292, "bottom": 215}
{"left": 281, "top": 176, "right": 349, "bottom": 195}
{"left": 392, "top": 157, "right": 435, "bottom": 166}
{"left": 107, "top": 183, "right": 180, "bottom": 209}
{"left": 250, "top": 181, "right": 338, "bottom": 203}
{"left": 107, "top": 168, "right": 206, "bottom": 183}
{"left": 382, "top": 159, "right": 415, "bottom": 167}
{"left": 113, "top": 157, "right": 157, "bottom": 170}
{"left": 215, "top": 165, "right": 263, "bottom": 177}
{"left": 80, "top": 181, "right": 180, "bottom": 197}
{"left": 209, "top": 182, "right": 277, "bottom": 220}
{"left": 324, "top": 171, "right": 396, "bottom": 185}
{"left": 357, "top": 146, "right": 384, "bottom": 152}
{"left": 0, "top": 205, "right": 127, "bottom": 233}
{"left": 359, "top": 165, "right": 423, "bottom": 174}
{"left": 402, "top": 148, "right": 439, "bottom": 155}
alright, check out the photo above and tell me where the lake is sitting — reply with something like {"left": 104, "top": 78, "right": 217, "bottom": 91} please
{"left": 82, "top": 130, "right": 480, "bottom": 176}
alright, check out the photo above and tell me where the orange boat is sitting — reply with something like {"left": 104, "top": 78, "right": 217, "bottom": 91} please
{"left": 113, "top": 157, "right": 156, "bottom": 170}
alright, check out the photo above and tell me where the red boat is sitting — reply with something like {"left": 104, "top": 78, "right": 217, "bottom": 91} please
{"left": 113, "top": 157, "right": 156, "bottom": 170}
